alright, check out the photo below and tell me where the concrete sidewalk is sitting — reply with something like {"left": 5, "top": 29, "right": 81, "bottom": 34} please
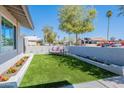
{"left": 73, "top": 76, "right": 124, "bottom": 88}
{"left": 73, "top": 81, "right": 107, "bottom": 88}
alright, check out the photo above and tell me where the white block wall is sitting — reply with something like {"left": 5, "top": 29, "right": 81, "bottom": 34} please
{"left": 69, "top": 54, "right": 124, "bottom": 76}
{"left": 25, "top": 46, "right": 52, "bottom": 54}
{"left": 67, "top": 46, "right": 124, "bottom": 66}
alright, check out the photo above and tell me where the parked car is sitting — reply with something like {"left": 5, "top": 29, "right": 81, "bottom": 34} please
{"left": 102, "top": 43, "right": 111, "bottom": 47}
{"left": 111, "top": 44, "right": 122, "bottom": 47}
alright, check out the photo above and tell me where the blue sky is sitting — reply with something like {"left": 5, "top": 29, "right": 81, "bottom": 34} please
{"left": 21, "top": 5, "right": 124, "bottom": 40}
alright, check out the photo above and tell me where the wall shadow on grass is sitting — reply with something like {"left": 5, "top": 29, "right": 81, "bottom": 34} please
{"left": 20, "top": 80, "right": 74, "bottom": 88}
{"left": 49, "top": 54, "right": 117, "bottom": 79}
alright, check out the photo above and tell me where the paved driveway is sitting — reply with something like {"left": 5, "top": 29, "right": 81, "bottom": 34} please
{"left": 73, "top": 76, "right": 124, "bottom": 88}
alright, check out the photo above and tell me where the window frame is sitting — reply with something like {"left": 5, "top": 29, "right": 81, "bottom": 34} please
{"left": 0, "top": 15, "right": 2, "bottom": 53}
{"left": 0, "top": 16, "right": 16, "bottom": 53}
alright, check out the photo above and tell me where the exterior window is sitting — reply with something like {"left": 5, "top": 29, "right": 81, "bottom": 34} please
{"left": 0, "top": 17, "right": 16, "bottom": 53}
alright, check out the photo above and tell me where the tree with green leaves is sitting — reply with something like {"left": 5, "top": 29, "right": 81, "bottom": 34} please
{"left": 106, "top": 10, "right": 112, "bottom": 41}
{"left": 42, "top": 26, "right": 57, "bottom": 45}
{"left": 58, "top": 5, "right": 96, "bottom": 45}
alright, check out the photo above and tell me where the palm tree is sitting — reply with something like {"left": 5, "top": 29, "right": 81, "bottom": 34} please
{"left": 106, "top": 10, "right": 112, "bottom": 41}
{"left": 118, "top": 5, "right": 124, "bottom": 16}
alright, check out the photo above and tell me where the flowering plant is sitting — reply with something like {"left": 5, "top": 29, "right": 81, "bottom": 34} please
{"left": 16, "top": 61, "right": 23, "bottom": 67}
{"left": 7, "top": 67, "right": 17, "bottom": 74}
{"left": 0, "top": 75, "right": 9, "bottom": 81}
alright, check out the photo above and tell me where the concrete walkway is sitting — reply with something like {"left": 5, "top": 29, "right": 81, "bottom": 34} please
{"left": 73, "top": 76, "right": 124, "bottom": 88}
{"left": 73, "top": 81, "right": 107, "bottom": 88}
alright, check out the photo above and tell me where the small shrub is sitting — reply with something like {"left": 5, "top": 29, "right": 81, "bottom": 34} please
{"left": 23, "top": 56, "right": 29, "bottom": 59}
{"left": 7, "top": 67, "right": 17, "bottom": 74}
{"left": 20, "top": 56, "right": 28, "bottom": 62}
{"left": 16, "top": 56, "right": 28, "bottom": 67}
{"left": 0, "top": 75, "right": 9, "bottom": 81}
{"left": 0, "top": 75, "right": 2, "bottom": 79}
{"left": 121, "top": 41, "right": 124, "bottom": 46}
{"left": 97, "top": 43, "right": 100, "bottom": 46}
{"left": 16, "top": 61, "right": 23, "bottom": 67}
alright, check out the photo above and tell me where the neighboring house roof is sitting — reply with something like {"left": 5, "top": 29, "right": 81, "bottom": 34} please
{"left": 90, "top": 37, "right": 106, "bottom": 41}
{"left": 24, "top": 36, "right": 41, "bottom": 41}
{"left": 3, "top": 5, "right": 34, "bottom": 29}
{"left": 80, "top": 37, "right": 106, "bottom": 41}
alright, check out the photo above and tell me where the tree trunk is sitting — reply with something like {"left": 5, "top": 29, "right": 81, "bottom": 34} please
{"left": 83, "top": 34, "right": 86, "bottom": 46}
{"left": 69, "top": 33, "right": 70, "bottom": 46}
{"left": 75, "top": 33, "right": 78, "bottom": 45}
{"left": 107, "top": 17, "right": 110, "bottom": 41}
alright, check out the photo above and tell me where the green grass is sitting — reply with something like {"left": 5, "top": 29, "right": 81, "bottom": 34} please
{"left": 20, "top": 54, "right": 116, "bottom": 88}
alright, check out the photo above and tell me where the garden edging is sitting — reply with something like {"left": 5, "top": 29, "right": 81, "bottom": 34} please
{"left": 68, "top": 53, "right": 124, "bottom": 76}
{"left": 0, "top": 54, "right": 34, "bottom": 88}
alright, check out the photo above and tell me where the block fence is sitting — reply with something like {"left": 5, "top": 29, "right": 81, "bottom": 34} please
{"left": 66, "top": 46, "right": 124, "bottom": 66}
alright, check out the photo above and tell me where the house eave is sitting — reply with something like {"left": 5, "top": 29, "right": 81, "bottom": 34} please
{"left": 3, "top": 5, "right": 34, "bottom": 30}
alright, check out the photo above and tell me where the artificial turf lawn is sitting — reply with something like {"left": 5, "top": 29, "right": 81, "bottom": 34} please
{"left": 20, "top": 54, "right": 116, "bottom": 88}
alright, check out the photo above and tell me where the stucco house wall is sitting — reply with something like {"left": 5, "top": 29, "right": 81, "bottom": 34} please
{"left": 0, "top": 6, "right": 23, "bottom": 65}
